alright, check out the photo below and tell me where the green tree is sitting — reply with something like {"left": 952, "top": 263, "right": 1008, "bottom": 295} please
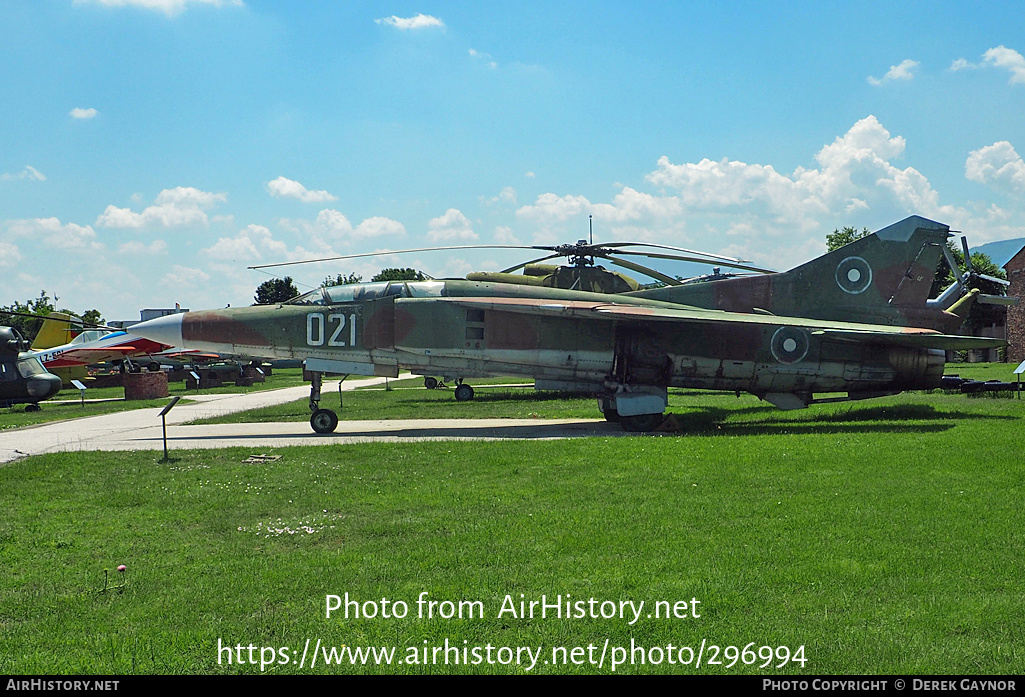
{"left": 80, "top": 309, "right": 104, "bottom": 327}
{"left": 0, "top": 291, "right": 59, "bottom": 341}
{"left": 253, "top": 277, "right": 299, "bottom": 305}
{"left": 371, "top": 267, "right": 428, "bottom": 282}
{"left": 1, "top": 292, "right": 109, "bottom": 341}
{"left": 321, "top": 272, "right": 363, "bottom": 287}
{"left": 826, "top": 226, "right": 871, "bottom": 252}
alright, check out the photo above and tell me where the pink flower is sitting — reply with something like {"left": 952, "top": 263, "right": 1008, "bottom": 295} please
{"left": 117, "top": 565, "right": 126, "bottom": 572}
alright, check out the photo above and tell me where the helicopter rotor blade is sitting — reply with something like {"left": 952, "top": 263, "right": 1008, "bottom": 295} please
{"left": 0, "top": 310, "right": 121, "bottom": 333}
{"left": 606, "top": 257, "right": 683, "bottom": 286}
{"left": 941, "top": 243, "right": 969, "bottom": 289}
{"left": 596, "top": 241, "right": 758, "bottom": 265}
{"left": 606, "top": 249, "right": 776, "bottom": 274}
{"left": 248, "top": 245, "right": 549, "bottom": 270}
{"left": 500, "top": 254, "right": 564, "bottom": 274}
{"left": 961, "top": 237, "right": 973, "bottom": 274}
{"left": 953, "top": 237, "right": 1010, "bottom": 286}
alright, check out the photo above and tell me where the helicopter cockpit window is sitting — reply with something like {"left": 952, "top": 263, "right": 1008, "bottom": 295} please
{"left": 17, "top": 355, "right": 47, "bottom": 378}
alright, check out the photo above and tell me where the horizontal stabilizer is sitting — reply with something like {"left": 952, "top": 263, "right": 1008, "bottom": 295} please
{"left": 813, "top": 329, "right": 1004, "bottom": 351}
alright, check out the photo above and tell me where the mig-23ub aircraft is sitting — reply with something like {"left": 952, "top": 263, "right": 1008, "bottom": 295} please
{"left": 127, "top": 215, "right": 1003, "bottom": 433}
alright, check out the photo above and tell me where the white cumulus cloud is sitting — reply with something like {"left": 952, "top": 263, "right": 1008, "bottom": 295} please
{"left": 966, "top": 141, "right": 1025, "bottom": 194}
{"left": 375, "top": 13, "right": 444, "bottom": 30}
{"left": 117, "top": 240, "right": 169, "bottom": 255}
{"left": 867, "top": 59, "right": 920, "bottom": 86}
{"left": 1, "top": 166, "right": 46, "bottom": 182}
{"left": 427, "top": 208, "right": 477, "bottom": 242}
{"left": 951, "top": 46, "right": 1025, "bottom": 84}
{"left": 280, "top": 210, "right": 407, "bottom": 251}
{"left": 515, "top": 115, "right": 1007, "bottom": 270}
{"left": 0, "top": 242, "right": 23, "bottom": 268}
{"left": 69, "top": 107, "right": 99, "bottom": 119}
{"left": 96, "top": 186, "right": 227, "bottom": 230}
{"left": 266, "top": 176, "right": 338, "bottom": 203}
{"left": 203, "top": 224, "right": 286, "bottom": 262}
{"left": 7, "top": 217, "right": 103, "bottom": 251}
{"left": 983, "top": 45, "right": 1025, "bottom": 84}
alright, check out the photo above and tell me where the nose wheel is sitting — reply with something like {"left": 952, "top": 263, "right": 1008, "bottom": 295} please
{"left": 307, "top": 369, "right": 340, "bottom": 433}
{"left": 311, "top": 408, "right": 339, "bottom": 434}
{"left": 454, "top": 383, "right": 474, "bottom": 402}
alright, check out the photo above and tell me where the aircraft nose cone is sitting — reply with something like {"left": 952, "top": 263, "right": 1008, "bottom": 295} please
{"left": 130, "top": 313, "right": 184, "bottom": 348}
{"left": 28, "top": 374, "right": 62, "bottom": 399}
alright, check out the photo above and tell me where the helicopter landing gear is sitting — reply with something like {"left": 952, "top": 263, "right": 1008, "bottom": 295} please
{"left": 25, "top": 403, "right": 41, "bottom": 413}
{"left": 307, "top": 371, "right": 338, "bottom": 433}
{"left": 424, "top": 376, "right": 439, "bottom": 389}
{"left": 454, "top": 382, "right": 474, "bottom": 402}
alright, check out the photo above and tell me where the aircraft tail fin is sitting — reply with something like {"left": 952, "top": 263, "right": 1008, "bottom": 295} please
{"left": 630, "top": 215, "right": 952, "bottom": 327}
{"left": 31, "top": 312, "right": 79, "bottom": 350}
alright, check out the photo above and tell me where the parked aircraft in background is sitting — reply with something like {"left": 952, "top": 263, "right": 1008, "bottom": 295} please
{"left": 129, "top": 216, "right": 1004, "bottom": 433}
{"left": 29, "top": 313, "right": 174, "bottom": 385}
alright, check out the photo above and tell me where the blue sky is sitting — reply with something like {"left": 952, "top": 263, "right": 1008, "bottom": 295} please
{"left": 2, "top": 0, "right": 1025, "bottom": 319}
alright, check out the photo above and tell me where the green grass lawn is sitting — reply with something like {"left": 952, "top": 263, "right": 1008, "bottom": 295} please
{"left": 1, "top": 386, "right": 1023, "bottom": 674}
{"left": 0, "top": 368, "right": 307, "bottom": 430}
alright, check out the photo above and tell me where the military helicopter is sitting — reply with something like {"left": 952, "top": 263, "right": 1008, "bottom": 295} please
{"left": 128, "top": 215, "right": 1003, "bottom": 433}
{"left": 0, "top": 326, "right": 63, "bottom": 411}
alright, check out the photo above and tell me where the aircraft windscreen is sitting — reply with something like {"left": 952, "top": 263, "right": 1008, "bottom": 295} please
{"left": 290, "top": 280, "right": 444, "bottom": 305}
{"left": 17, "top": 355, "right": 48, "bottom": 378}
{"left": 406, "top": 281, "right": 446, "bottom": 297}
{"left": 290, "top": 288, "right": 329, "bottom": 306}
{"left": 71, "top": 330, "right": 109, "bottom": 344}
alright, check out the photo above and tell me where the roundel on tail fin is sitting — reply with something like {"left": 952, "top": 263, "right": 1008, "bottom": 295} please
{"left": 835, "top": 256, "right": 873, "bottom": 294}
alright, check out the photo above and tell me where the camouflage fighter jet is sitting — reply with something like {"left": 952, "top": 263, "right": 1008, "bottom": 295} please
{"left": 128, "top": 216, "right": 1003, "bottom": 433}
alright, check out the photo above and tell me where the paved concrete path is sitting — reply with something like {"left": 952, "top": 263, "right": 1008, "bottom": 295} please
{"left": 0, "top": 377, "right": 620, "bottom": 463}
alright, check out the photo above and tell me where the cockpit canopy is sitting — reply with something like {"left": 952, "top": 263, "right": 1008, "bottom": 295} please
{"left": 288, "top": 281, "right": 446, "bottom": 306}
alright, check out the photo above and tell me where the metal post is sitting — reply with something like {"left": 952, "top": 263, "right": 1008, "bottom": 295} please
{"left": 158, "top": 396, "right": 181, "bottom": 461}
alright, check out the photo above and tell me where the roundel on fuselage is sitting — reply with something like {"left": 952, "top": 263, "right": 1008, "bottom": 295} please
{"left": 770, "top": 326, "right": 810, "bottom": 364}
{"left": 835, "top": 256, "right": 873, "bottom": 294}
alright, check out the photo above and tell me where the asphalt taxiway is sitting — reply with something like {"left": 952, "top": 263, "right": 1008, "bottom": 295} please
{"left": 0, "top": 377, "right": 619, "bottom": 464}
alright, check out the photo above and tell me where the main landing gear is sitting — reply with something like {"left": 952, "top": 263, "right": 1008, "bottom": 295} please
{"left": 307, "top": 371, "right": 339, "bottom": 434}
{"left": 422, "top": 376, "right": 475, "bottom": 401}
{"left": 454, "top": 381, "right": 474, "bottom": 402}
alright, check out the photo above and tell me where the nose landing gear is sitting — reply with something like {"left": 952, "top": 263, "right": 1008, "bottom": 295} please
{"left": 307, "top": 371, "right": 339, "bottom": 434}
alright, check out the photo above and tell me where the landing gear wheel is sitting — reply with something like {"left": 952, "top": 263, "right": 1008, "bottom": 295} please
{"left": 424, "top": 377, "right": 439, "bottom": 390}
{"left": 454, "top": 384, "right": 474, "bottom": 402}
{"left": 147, "top": 362, "right": 160, "bottom": 372}
{"left": 620, "top": 413, "right": 664, "bottom": 433}
{"left": 598, "top": 397, "right": 620, "bottom": 423}
{"left": 310, "top": 408, "right": 339, "bottom": 434}
{"left": 25, "top": 404, "right": 41, "bottom": 413}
